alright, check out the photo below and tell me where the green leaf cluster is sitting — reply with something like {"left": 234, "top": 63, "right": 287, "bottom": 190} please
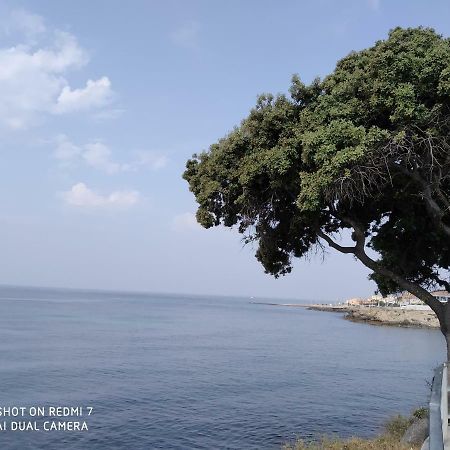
{"left": 184, "top": 27, "right": 450, "bottom": 292}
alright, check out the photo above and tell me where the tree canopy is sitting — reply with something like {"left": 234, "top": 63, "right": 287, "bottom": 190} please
{"left": 183, "top": 27, "right": 450, "bottom": 349}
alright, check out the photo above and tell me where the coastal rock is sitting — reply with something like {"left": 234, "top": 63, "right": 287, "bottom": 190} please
{"left": 401, "top": 418, "right": 428, "bottom": 445}
{"left": 344, "top": 307, "right": 439, "bottom": 328}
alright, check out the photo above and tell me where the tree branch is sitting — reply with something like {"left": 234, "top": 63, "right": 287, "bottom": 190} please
{"left": 429, "top": 272, "right": 450, "bottom": 293}
{"left": 421, "top": 187, "right": 450, "bottom": 238}
{"left": 318, "top": 220, "right": 445, "bottom": 323}
{"left": 436, "top": 186, "right": 450, "bottom": 211}
{"left": 352, "top": 247, "right": 442, "bottom": 316}
{"left": 389, "top": 161, "right": 450, "bottom": 238}
{"left": 316, "top": 230, "right": 356, "bottom": 254}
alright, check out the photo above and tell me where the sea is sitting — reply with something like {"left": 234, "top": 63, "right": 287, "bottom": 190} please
{"left": 0, "top": 285, "right": 443, "bottom": 449}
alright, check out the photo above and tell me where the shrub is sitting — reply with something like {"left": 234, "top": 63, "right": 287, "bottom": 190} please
{"left": 383, "top": 414, "right": 412, "bottom": 439}
{"left": 412, "top": 407, "right": 428, "bottom": 420}
{"left": 282, "top": 410, "right": 426, "bottom": 450}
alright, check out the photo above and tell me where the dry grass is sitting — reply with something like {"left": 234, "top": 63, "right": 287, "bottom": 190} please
{"left": 282, "top": 412, "right": 424, "bottom": 450}
{"left": 282, "top": 436, "right": 420, "bottom": 450}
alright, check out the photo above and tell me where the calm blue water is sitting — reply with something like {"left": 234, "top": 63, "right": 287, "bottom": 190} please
{"left": 0, "top": 285, "right": 444, "bottom": 449}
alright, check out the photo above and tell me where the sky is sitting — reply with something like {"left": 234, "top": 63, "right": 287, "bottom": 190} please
{"left": 1, "top": 0, "right": 449, "bottom": 301}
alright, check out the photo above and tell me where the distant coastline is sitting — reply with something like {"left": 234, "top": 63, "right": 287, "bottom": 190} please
{"left": 251, "top": 302, "right": 440, "bottom": 329}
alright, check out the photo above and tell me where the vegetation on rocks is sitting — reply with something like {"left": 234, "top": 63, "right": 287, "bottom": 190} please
{"left": 282, "top": 436, "right": 418, "bottom": 450}
{"left": 282, "top": 409, "right": 427, "bottom": 450}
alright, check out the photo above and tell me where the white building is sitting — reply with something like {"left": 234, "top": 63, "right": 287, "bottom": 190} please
{"left": 432, "top": 290, "right": 450, "bottom": 302}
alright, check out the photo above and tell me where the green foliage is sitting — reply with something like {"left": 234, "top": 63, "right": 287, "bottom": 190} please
{"left": 412, "top": 407, "right": 428, "bottom": 419}
{"left": 184, "top": 27, "right": 450, "bottom": 294}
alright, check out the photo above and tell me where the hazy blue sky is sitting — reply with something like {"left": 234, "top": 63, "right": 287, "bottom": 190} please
{"left": 1, "top": 0, "right": 449, "bottom": 301}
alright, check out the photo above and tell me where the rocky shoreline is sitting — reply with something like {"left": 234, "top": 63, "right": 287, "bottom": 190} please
{"left": 307, "top": 304, "right": 439, "bottom": 329}
{"left": 251, "top": 302, "right": 440, "bottom": 328}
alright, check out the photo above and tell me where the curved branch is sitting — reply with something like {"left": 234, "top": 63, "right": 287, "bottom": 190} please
{"left": 421, "top": 189, "right": 450, "bottom": 238}
{"left": 389, "top": 162, "right": 450, "bottom": 238}
{"left": 429, "top": 272, "right": 450, "bottom": 293}
{"left": 318, "top": 222, "right": 445, "bottom": 324}
{"left": 353, "top": 246, "right": 443, "bottom": 319}
{"left": 316, "top": 230, "right": 356, "bottom": 254}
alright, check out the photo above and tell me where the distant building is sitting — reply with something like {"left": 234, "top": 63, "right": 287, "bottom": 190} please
{"left": 345, "top": 296, "right": 395, "bottom": 306}
{"left": 361, "top": 297, "right": 382, "bottom": 307}
{"left": 345, "top": 298, "right": 364, "bottom": 306}
{"left": 432, "top": 290, "right": 450, "bottom": 302}
{"left": 344, "top": 290, "right": 450, "bottom": 308}
{"left": 399, "top": 291, "right": 422, "bottom": 305}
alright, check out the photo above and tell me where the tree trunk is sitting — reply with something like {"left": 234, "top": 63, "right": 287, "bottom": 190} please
{"left": 388, "top": 286, "right": 449, "bottom": 360}
{"left": 319, "top": 226, "right": 450, "bottom": 360}
{"left": 440, "top": 303, "right": 450, "bottom": 362}
{"left": 411, "top": 293, "right": 450, "bottom": 362}
{"left": 445, "top": 332, "right": 450, "bottom": 363}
